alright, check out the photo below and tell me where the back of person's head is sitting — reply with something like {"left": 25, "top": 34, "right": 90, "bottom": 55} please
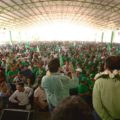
{"left": 51, "top": 96, "right": 94, "bottom": 120}
{"left": 105, "top": 56, "right": 120, "bottom": 70}
{"left": 48, "top": 58, "right": 60, "bottom": 73}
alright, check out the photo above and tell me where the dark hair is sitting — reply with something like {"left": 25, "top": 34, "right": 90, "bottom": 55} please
{"left": 51, "top": 96, "right": 94, "bottom": 120}
{"left": 105, "top": 56, "right": 120, "bottom": 70}
{"left": 48, "top": 58, "right": 60, "bottom": 73}
{"left": 17, "top": 82, "right": 24, "bottom": 87}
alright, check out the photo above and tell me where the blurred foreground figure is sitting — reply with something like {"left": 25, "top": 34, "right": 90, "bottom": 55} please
{"left": 51, "top": 96, "right": 94, "bottom": 120}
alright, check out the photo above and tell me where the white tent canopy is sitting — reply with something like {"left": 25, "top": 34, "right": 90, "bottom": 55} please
{"left": 0, "top": 0, "right": 120, "bottom": 43}
{"left": 0, "top": 0, "right": 120, "bottom": 30}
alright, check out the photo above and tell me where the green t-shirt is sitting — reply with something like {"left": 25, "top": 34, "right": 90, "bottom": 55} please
{"left": 77, "top": 84, "right": 89, "bottom": 94}
{"left": 32, "top": 66, "right": 39, "bottom": 74}
{"left": 21, "top": 61, "right": 29, "bottom": 66}
{"left": 7, "top": 70, "right": 19, "bottom": 82}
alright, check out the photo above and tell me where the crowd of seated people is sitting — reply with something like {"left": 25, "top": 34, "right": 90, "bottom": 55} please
{"left": 0, "top": 41, "right": 119, "bottom": 119}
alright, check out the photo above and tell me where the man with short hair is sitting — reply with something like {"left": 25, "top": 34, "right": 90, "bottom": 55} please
{"left": 9, "top": 82, "right": 33, "bottom": 109}
{"left": 41, "top": 58, "right": 79, "bottom": 111}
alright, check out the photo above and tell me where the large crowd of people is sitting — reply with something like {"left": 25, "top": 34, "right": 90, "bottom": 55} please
{"left": 0, "top": 41, "right": 120, "bottom": 120}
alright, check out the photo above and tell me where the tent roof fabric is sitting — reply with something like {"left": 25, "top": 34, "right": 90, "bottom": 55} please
{"left": 0, "top": 0, "right": 119, "bottom": 30}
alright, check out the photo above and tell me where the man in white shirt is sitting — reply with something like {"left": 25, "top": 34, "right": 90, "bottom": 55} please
{"left": 9, "top": 82, "right": 33, "bottom": 109}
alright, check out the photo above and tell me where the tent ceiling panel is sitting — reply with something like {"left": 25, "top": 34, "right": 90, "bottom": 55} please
{"left": 0, "top": 0, "right": 119, "bottom": 30}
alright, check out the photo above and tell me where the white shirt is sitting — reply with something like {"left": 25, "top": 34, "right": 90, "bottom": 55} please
{"left": 9, "top": 87, "right": 33, "bottom": 106}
